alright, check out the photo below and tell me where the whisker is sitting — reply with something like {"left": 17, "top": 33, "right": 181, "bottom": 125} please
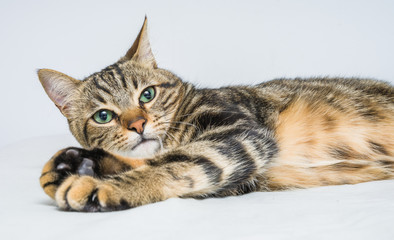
{"left": 166, "top": 126, "right": 183, "bottom": 131}
{"left": 157, "top": 135, "right": 164, "bottom": 152}
{"left": 163, "top": 121, "right": 198, "bottom": 129}
{"left": 165, "top": 132, "right": 180, "bottom": 144}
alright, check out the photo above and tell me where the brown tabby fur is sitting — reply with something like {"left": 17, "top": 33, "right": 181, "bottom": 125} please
{"left": 38, "top": 18, "right": 394, "bottom": 212}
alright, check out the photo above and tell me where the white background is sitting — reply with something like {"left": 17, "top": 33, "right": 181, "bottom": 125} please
{"left": 1, "top": 0, "right": 394, "bottom": 148}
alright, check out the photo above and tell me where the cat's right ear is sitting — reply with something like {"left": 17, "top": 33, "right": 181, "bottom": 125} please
{"left": 122, "top": 17, "right": 157, "bottom": 68}
{"left": 37, "top": 69, "right": 80, "bottom": 117}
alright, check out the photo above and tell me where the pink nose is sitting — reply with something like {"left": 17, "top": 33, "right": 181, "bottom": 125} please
{"left": 128, "top": 118, "right": 146, "bottom": 134}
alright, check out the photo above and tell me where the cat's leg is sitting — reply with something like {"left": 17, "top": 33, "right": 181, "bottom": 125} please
{"left": 53, "top": 134, "right": 278, "bottom": 212}
{"left": 39, "top": 147, "right": 142, "bottom": 199}
{"left": 54, "top": 158, "right": 211, "bottom": 212}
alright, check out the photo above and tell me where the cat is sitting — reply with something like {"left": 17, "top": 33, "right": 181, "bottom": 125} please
{"left": 38, "top": 17, "right": 394, "bottom": 212}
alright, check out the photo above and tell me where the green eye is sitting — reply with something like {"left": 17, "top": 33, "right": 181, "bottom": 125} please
{"left": 93, "top": 110, "right": 113, "bottom": 124}
{"left": 139, "top": 87, "right": 155, "bottom": 103}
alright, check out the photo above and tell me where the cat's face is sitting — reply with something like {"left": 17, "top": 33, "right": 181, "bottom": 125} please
{"left": 38, "top": 18, "right": 184, "bottom": 158}
{"left": 71, "top": 62, "right": 182, "bottom": 158}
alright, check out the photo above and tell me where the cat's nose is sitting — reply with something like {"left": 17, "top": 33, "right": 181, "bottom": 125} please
{"left": 127, "top": 118, "right": 146, "bottom": 134}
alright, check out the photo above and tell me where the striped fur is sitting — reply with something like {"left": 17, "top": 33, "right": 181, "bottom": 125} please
{"left": 38, "top": 18, "right": 394, "bottom": 212}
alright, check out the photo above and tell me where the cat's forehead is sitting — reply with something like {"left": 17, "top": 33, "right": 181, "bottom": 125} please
{"left": 85, "top": 61, "right": 158, "bottom": 89}
{"left": 81, "top": 61, "right": 170, "bottom": 110}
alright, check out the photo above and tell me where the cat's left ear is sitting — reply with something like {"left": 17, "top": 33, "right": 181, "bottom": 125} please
{"left": 123, "top": 16, "right": 157, "bottom": 68}
{"left": 37, "top": 69, "right": 80, "bottom": 117}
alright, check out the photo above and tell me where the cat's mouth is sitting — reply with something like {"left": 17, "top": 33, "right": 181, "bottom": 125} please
{"left": 131, "top": 138, "right": 157, "bottom": 151}
{"left": 114, "top": 137, "right": 160, "bottom": 158}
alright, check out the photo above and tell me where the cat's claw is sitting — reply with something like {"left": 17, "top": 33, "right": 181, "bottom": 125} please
{"left": 54, "top": 175, "right": 131, "bottom": 212}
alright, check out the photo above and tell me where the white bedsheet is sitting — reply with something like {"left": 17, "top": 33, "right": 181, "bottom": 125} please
{"left": 1, "top": 135, "right": 393, "bottom": 240}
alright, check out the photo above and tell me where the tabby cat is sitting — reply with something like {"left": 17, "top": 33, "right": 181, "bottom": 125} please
{"left": 38, "top": 18, "right": 394, "bottom": 212}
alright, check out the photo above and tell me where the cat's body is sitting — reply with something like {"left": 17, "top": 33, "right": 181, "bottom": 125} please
{"left": 39, "top": 18, "right": 394, "bottom": 212}
{"left": 183, "top": 78, "right": 394, "bottom": 190}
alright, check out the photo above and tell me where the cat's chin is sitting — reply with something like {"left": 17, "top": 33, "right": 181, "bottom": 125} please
{"left": 113, "top": 139, "right": 161, "bottom": 159}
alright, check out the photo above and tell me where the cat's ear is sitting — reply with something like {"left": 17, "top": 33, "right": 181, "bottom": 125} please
{"left": 123, "top": 16, "right": 157, "bottom": 68}
{"left": 37, "top": 69, "right": 79, "bottom": 116}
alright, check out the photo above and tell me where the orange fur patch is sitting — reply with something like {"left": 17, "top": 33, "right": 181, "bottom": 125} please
{"left": 113, "top": 153, "right": 147, "bottom": 169}
{"left": 266, "top": 98, "right": 394, "bottom": 189}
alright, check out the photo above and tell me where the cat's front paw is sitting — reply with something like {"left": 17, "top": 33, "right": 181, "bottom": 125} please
{"left": 39, "top": 147, "right": 103, "bottom": 199}
{"left": 55, "top": 175, "right": 130, "bottom": 212}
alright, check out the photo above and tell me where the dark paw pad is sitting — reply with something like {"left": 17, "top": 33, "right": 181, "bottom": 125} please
{"left": 56, "top": 163, "right": 71, "bottom": 171}
{"left": 54, "top": 148, "right": 101, "bottom": 177}
{"left": 77, "top": 158, "right": 96, "bottom": 177}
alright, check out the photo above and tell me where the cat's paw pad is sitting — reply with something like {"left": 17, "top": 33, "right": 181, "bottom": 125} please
{"left": 77, "top": 158, "right": 95, "bottom": 177}
{"left": 54, "top": 148, "right": 97, "bottom": 176}
{"left": 55, "top": 148, "right": 78, "bottom": 170}
{"left": 40, "top": 148, "right": 100, "bottom": 199}
{"left": 55, "top": 176, "right": 131, "bottom": 212}
{"left": 54, "top": 148, "right": 97, "bottom": 177}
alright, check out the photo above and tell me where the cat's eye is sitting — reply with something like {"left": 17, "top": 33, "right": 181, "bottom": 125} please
{"left": 93, "top": 110, "right": 113, "bottom": 124}
{"left": 139, "top": 87, "right": 155, "bottom": 103}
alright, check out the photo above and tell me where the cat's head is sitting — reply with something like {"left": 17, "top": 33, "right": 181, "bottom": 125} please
{"left": 38, "top": 18, "right": 185, "bottom": 158}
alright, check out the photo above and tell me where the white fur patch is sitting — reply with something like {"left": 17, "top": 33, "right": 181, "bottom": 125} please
{"left": 115, "top": 139, "right": 160, "bottom": 158}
